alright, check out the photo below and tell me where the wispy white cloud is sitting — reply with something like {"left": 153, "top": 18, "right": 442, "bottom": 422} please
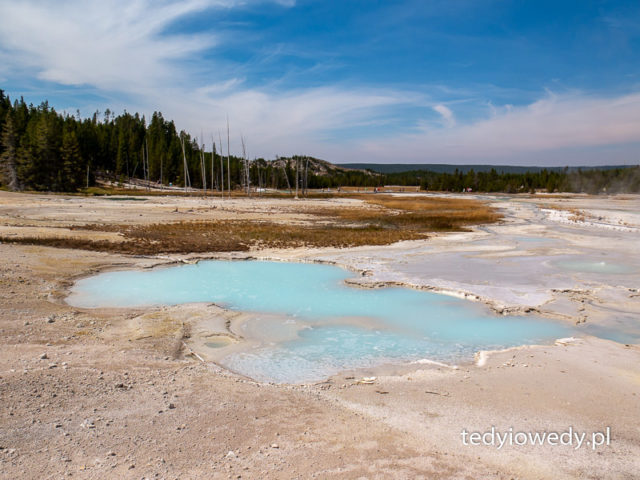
{"left": 143, "top": 86, "right": 422, "bottom": 155}
{"left": 0, "top": 0, "right": 422, "bottom": 156}
{"left": 1, "top": 0, "right": 639, "bottom": 165}
{"left": 351, "top": 91, "right": 640, "bottom": 164}
{"left": 432, "top": 104, "right": 455, "bottom": 127}
{"left": 0, "top": 0, "right": 270, "bottom": 91}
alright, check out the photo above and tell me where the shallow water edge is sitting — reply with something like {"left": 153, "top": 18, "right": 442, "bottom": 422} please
{"left": 65, "top": 256, "right": 579, "bottom": 384}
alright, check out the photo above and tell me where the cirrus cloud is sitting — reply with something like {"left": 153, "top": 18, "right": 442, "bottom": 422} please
{"left": 0, "top": 0, "right": 639, "bottom": 166}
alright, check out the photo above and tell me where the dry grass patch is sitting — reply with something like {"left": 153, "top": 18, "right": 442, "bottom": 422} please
{"left": 120, "top": 220, "right": 425, "bottom": 252}
{"left": 314, "top": 194, "right": 501, "bottom": 231}
{"left": 0, "top": 195, "right": 500, "bottom": 254}
{"left": 0, "top": 221, "right": 421, "bottom": 254}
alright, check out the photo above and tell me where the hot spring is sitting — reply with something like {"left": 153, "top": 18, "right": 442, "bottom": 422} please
{"left": 67, "top": 260, "right": 574, "bottom": 383}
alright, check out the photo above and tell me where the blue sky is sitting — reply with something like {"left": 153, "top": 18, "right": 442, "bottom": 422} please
{"left": 1, "top": 0, "right": 639, "bottom": 165}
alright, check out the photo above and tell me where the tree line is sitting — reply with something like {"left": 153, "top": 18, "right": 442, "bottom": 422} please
{"left": 1, "top": 90, "right": 638, "bottom": 194}
{"left": 0, "top": 91, "right": 267, "bottom": 192}
{"left": 299, "top": 162, "right": 640, "bottom": 194}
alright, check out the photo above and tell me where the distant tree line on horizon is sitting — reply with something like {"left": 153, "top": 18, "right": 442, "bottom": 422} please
{"left": 382, "top": 166, "right": 640, "bottom": 194}
{"left": 1, "top": 91, "right": 638, "bottom": 194}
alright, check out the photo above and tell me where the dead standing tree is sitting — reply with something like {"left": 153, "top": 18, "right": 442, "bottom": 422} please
{"left": 211, "top": 135, "right": 218, "bottom": 190}
{"left": 200, "top": 142, "right": 207, "bottom": 197}
{"left": 226, "top": 118, "right": 231, "bottom": 198}
{"left": 240, "top": 135, "right": 250, "bottom": 196}
{"left": 180, "top": 133, "right": 191, "bottom": 193}
{"left": 304, "top": 156, "right": 310, "bottom": 197}
{"left": 218, "top": 131, "right": 225, "bottom": 199}
{"left": 256, "top": 158, "right": 263, "bottom": 196}
{"left": 141, "top": 138, "right": 149, "bottom": 190}
{"left": 278, "top": 156, "right": 292, "bottom": 194}
{"left": 296, "top": 156, "right": 300, "bottom": 199}
{"left": 211, "top": 136, "right": 219, "bottom": 194}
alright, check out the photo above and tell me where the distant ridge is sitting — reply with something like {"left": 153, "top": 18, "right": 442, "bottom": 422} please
{"left": 339, "top": 163, "right": 637, "bottom": 175}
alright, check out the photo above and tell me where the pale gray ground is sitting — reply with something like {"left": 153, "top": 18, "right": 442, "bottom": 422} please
{"left": 1, "top": 191, "right": 639, "bottom": 479}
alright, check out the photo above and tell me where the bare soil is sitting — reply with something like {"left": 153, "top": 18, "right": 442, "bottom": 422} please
{"left": 0, "top": 191, "right": 638, "bottom": 479}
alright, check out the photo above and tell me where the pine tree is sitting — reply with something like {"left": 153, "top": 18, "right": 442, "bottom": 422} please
{"left": 34, "top": 111, "right": 61, "bottom": 190}
{"left": 116, "top": 127, "right": 129, "bottom": 178}
{"left": 0, "top": 112, "right": 20, "bottom": 190}
{"left": 60, "top": 126, "right": 83, "bottom": 191}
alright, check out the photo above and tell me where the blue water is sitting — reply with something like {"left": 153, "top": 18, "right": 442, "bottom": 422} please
{"left": 67, "top": 260, "right": 573, "bottom": 383}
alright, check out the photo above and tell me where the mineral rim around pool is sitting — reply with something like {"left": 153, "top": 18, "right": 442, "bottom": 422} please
{"left": 67, "top": 260, "right": 575, "bottom": 383}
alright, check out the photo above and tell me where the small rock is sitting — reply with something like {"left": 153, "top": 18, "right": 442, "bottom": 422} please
{"left": 226, "top": 450, "right": 236, "bottom": 459}
{"left": 40, "top": 353, "right": 48, "bottom": 360}
{"left": 168, "top": 403, "right": 176, "bottom": 409}
{"left": 106, "top": 451, "right": 116, "bottom": 457}
{"left": 47, "top": 315, "right": 56, "bottom": 323}
{"left": 270, "top": 444, "right": 279, "bottom": 449}
{"left": 80, "top": 419, "right": 95, "bottom": 429}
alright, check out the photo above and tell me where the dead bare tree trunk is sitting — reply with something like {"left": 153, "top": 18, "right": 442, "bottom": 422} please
{"left": 200, "top": 144, "right": 206, "bottom": 197}
{"left": 226, "top": 118, "right": 231, "bottom": 198}
{"left": 145, "top": 138, "right": 150, "bottom": 190}
{"left": 140, "top": 146, "right": 145, "bottom": 188}
{"left": 218, "top": 131, "right": 224, "bottom": 198}
{"left": 279, "top": 156, "right": 291, "bottom": 193}
{"left": 211, "top": 137, "right": 219, "bottom": 194}
{"left": 304, "top": 156, "right": 310, "bottom": 197}
{"left": 131, "top": 161, "right": 138, "bottom": 185}
{"left": 295, "top": 157, "right": 299, "bottom": 199}
{"left": 211, "top": 135, "right": 218, "bottom": 194}
{"left": 241, "top": 135, "right": 250, "bottom": 197}
{"left": 180, "top": 134, "right": 190, "bottom": 193}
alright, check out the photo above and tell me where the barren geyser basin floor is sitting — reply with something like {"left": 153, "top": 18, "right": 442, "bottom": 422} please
{"left": 1, "top": 191, "right": 640, "bottom": 479}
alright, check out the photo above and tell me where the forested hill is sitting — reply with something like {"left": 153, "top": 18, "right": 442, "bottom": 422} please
{"left": 340, "top": 163, "right": 635, "bottom": 175}
{"left": 1, "top": 90, "right": 639, "bottom": 194}
{"left": 0, "top": 91, "right": 374, "bottom": 193}
{"left": 0, "top": 91, "right": 248, "bottom": 192}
